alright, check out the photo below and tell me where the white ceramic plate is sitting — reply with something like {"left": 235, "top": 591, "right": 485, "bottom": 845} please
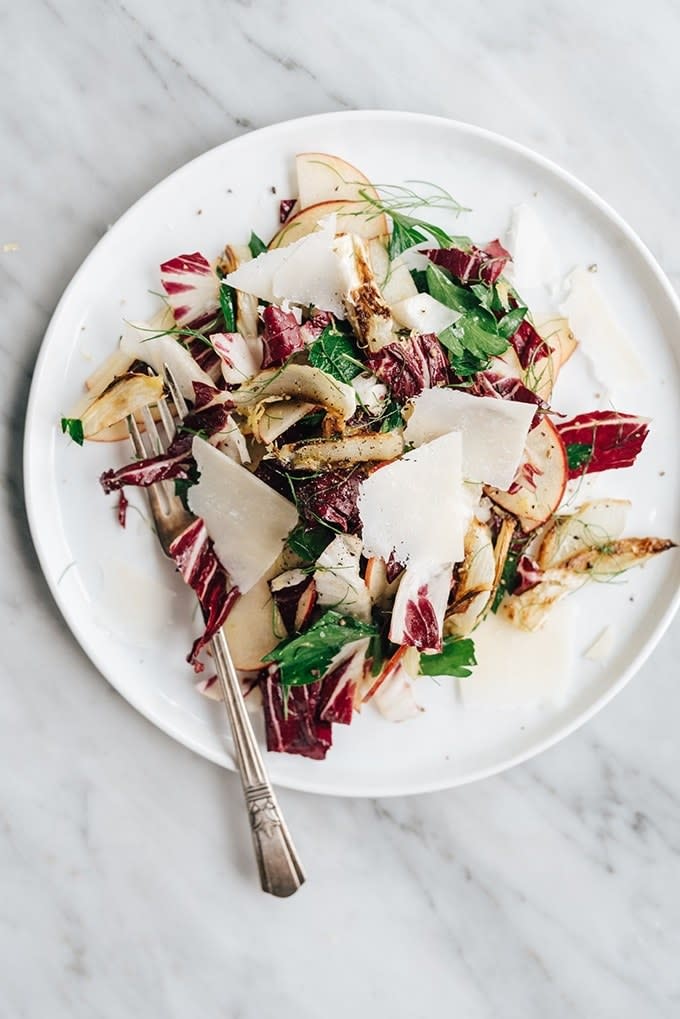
{"left": 24, "top": 112, "right": 680, "bottom": 797}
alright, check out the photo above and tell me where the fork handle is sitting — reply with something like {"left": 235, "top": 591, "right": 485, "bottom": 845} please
{"left": 211, "top": 629, "right": 305, "bottom": 897}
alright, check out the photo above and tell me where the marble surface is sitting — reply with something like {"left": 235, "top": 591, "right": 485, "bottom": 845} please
{"left": 2, "top": 0, "right": 679, "bottom": 1015}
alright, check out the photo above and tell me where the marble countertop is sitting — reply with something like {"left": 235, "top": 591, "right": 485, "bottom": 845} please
{"left": 2, "top": 1, "right": 679, "bottom": 1015}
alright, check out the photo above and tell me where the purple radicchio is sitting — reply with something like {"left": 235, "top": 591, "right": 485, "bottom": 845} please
{"left": 261, "top": 306, "right": 304, "bottom": 368}
{"left": 296, "top": 466, "right": 367, "bottom": 534}
{"left": 160, "top": 252, "right": 220, "bottom": 329}
{"left": 317, "top": 638, "right": 370, "bottom": 725}
{"left": 425, "top": 239, "right": 511, "bottom": 286}
{"left": 260, "top": 666, "right": 333, "bottom": 760}
{"left": 99, "top": 433, "right": 193, "bottom": 494}
{"left": 169, "top": 517, "right": 240, "bottom": 671}
{"left": 389, "top": 564, "right": 453, "bottom": 653}
{"left": 508, "top": 318, "right": 551, "bottom": 369}
{"left": 367, "top": 333, "right": 449, "bottom": 403}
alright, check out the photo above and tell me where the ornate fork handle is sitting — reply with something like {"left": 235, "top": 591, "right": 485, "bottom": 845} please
{"left": 211, "top": 629, "right": 305, "bottom": 897}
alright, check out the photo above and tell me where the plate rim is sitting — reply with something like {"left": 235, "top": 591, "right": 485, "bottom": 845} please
{"left": 24, "top": 109, "right": 680, "bottom": 797}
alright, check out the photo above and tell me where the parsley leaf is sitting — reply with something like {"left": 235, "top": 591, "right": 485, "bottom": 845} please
{"left": 491, "top": 550, "right": 520, "bottom": 612}
{"left": 470, "top": 282, "right": 495, "bottom": 311}
{"left": 61, "top": 417, "right": 84, "bottom": 445}
{"left": 378, "top": 400, "right": 404, "bottom": 432}
{"left": 410, "top": 268, "right": 429, "bottom": 293}
{"left": 566, "top": 442, "right": 593, "bottom": 473}
{"left": 419, "top": 637, "right": 476, "bottom": 678}
{"left": 308, "top": 325, "right": 363, "bottom": 384}
{"left": 439, "top": 308, "right": 509, "bottom": 376}
{"left": 425, "top": 263, "right": 478, "bottom": 312}
{"left": 263, "top": 610, "right": 377, "bottom": 688}
{"left": 497, "top": 306, "right": 528, "bottom": 339}
{"left": 286, "top": 523, "right": 333, "bottom": 563}
{"left": 388, "top": 218, "right": 427, "bottom": 260}
{"left": 248, "top": 231, "right": 267, "bottom": 258}
{"left": 219, "top": 283, "right": 236, "bottom": 332}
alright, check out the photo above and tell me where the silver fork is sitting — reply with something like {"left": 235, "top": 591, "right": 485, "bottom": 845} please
{"left": 127, "top": 366, "right": 305, "bottom": 897}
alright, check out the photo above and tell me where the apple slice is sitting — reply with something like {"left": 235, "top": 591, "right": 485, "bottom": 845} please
{"left": 268, "top": 199, "right": 388, "bottom": 250}
{"left": 485, "top": 417, "right": 568, "bottom": 532}
{"left": 223, "top": 572, "right": 285, "bottom": 671}
{"left": 526, "top": 317, "right": 578, "bottom": 401}
{"left": 296, "top": 152, "right": 381, "bottom": 209}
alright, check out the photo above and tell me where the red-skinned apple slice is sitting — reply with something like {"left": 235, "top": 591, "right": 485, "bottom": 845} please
{"left": 485, "top": 417, "right": 568, "bottom": 532}
{"left": 268, "top": 199, "right": 388, "bottom": 249}
{"left": 296, "top": 152, "right": 381, "bottom": 209}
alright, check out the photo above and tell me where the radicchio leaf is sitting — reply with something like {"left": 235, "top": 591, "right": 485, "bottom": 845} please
{"left": 183, "top": 387, "right": 236, "bottom": 439}
{"left": 186, "top": 336, "right": 223, "bottom": 381}
{"left": 300, "top": 310, "right": 333, "bottom": 345}
{"left": 367, "top": 333, "right": 449, "bottom": 403}
{"left": 296, "top": 466, "right": 367, "bottom": 534}
{"left": 389, "top": 565, "right": 453, "bottom": 653}
{"left": 279, "top": 198, "right": 297, "bottom": 223}
{"left": 508, "top": 318, "right": 551, "bottom": 369}
{"left": 117, "top": 490, "right": 128, "bottom": 528}
{"left": 426, "top": 239, "right": 511, "bottom": 286}
{"left": 270, "top": 572, "right": 318, "bottom": 634}
{"left": 513, "top": 554, "right": 543, "bottom": 595}
{"left": 260, "top": 665, "right": 333, "bottom": 759}
{"left": 99, "top": 434, "right": 193, "bottom": 493}
{"left": 169, "top": 517, "right": 240, "bottom": 671}
{"left": 261, "top": 306, "right": 304, "bottom": 368}
{"left": 317, "top": 638, "right": 370, "bottom": 725}
{"left": 212, "top": 331, "right": 263, "bottom": 386}
{"left": 556, "top": 411, "right": 650, "bottom": 479}
{"left": 160, "top": 252, "right": 220, "bottom": 329}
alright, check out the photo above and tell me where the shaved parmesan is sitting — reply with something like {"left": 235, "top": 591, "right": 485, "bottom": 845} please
{"left": 188, "top": 437, "right": 298, "bottom": 593}
{"left": 223, "top": 247, "right": 288, "bottom": 303}
{"left": 381, "top": 260, "right": 418, "bottom": 305}
{"left": 359, "top": 432, "right": 465, "bottom": 568}
{"left": 459, "top": 602, "right": 573, "bottom": 707}
{"left": 120, "top": 322, "right": 214, "bottom": 400}
{"left": 391, "top": 293, "right": 460, "bottom": 334}
{"left": 270, "top": 217, "right": 345, "bottom": 317}
{"left": 224, "top": 217, "right": 346, "bottom": 317}
{"left": 560, "top": 268, "right": 646, "bottom": 392}
{"left": 505, "top": 203, "right": 558, "bottom": 294}
{"left": 584, "top": 625, "right": 615, "bottom": 662}
{"left": 404, "top": 388, "right": 534, "bottom": 489}
{"left": 314, "top": 534, "right": 371, "bottom": 622}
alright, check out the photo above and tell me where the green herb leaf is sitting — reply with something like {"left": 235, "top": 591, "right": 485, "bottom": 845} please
{"left": 425, "top": 263, "right": 479, "bottom": 312}
{"left": 491, "top": 550, "right": 520, "bottom": 613}
{"left": 61, "top": 417, "right": 84, "bottom": 446}
{"left": 497, "top": 306, "right": 528, "bottom": 339}
{"left": 248, "top": 231, "right": 267, "bottom": 258}
{"left": 379, "top": 400, "right": 404, "bottom": 432}
{"left": 358, "top": 185, "right": 470, "bottom": 260}
{"left": 263, "top": 609, "right": 377, "bottom": 688}
{"left": 470, "top": 282, "right": 495, "bottom": 311}
{"left": 419, "top": 637, "right": 476, "bottom": 678}
{"left": 308, "top": 325, "right": 363, "bottom": 384}
{"left": 286, "top": 523, "right": 333, "bottom": 563}
{"left": 219, "top": 283, "right": 236, "bottom": 332}
{"left": 388, "top": 218, "right": 427, "bottom": 260}
{"left": 566, "top": 442, "right": 594, "bottom": 473}
{"left": 410, "top": 268, "right": 429, "bottom": 293}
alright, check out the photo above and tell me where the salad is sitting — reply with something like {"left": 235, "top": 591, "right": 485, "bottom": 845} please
{"left": 61, "top": 151, "right": 675, "bottom": 760}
